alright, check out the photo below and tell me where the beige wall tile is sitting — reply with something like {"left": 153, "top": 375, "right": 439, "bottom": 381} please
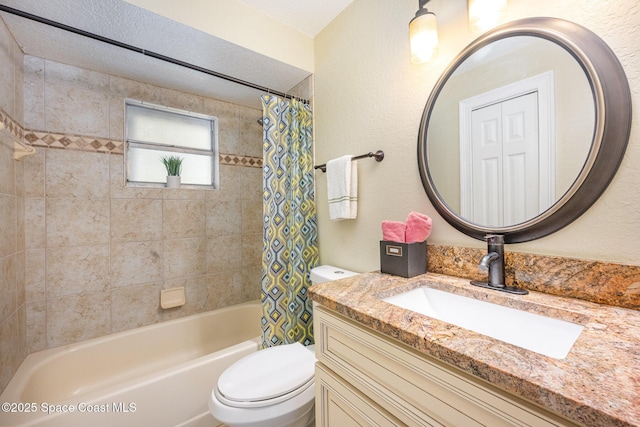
{"left": 242, "top": 265, "right": 262, "bottom": 301}
{"left": 110, "top": 198, "right": 162, "bottom": 242}
{"left": 0, "top": 254, "right": 16, "bottom": 323}
{"left": 239, "top": 106, "right": 263, "bottom": 158}
{"left": 46, "top": 290, "right": 110, "bottom": 348}
{"left": 45, "top": 60, "right": 109, "bottom": 92}
{"left": 206, "top": 234, "right": 242, "bottom": 274}
{"left": 162, "top": 187, "right": 205, "bottom": 200}
{"left": 241, "top": 166, "right": 262, "bottom": 201}
{"left": 206, "top": 270, "right": 244, "bottom": 310}
{"left": 206, "top": 197, "right": 242, "bottom": 237}
{"left": 44, "top": 61, "right": 109, "bottom": 137}
{"left": 46, "top": 245, "right": 110, "bottom": 298}
{"left": 111, "top": 282, "right": 162, "bottom": 333}
{"left": 0, "top": 314, "right": 19, "bottom": 392}
{"left": 109, "top": 75, "right": 162, "bottom": 104}
{"left": 0, "top": 136, "right": 15, "bottom": 196}
{"left": 23, "top": 56, "right": 44, "bottom": 130}
{"left": 25, "top": 301, "right": 45, "bottom": 353}
{"left": 45, "top": 149, "right": 109, "bottom": 198}
{"left": 0, "top": 21, "right": 15, "bottom": 118}
{"left": 109, "top": 94, "right": 124, "bottom": 141}
{"left": 210, "top": 99, "right": 240, "bottom": 155}
{"left": 13, "top": 41, "right": 24, "bottom": 125}
{"left": 25, "top": 249, "right": 45, "bottom": 302}
{"left": 242, "top": 233, "right": 262, "bottom": 268}
{"left": 0, "top": 194, "right": 17, "bottom": 259}
{"left": 47, "top": 198, "right": 110, "bottom": 247}
{"left": 110, "top": 241, "right": 163, "bottom": 288}
{"left": 207, "top": 164, "right": 243, "bottom": 200}
{"left": 24, "top": 198, "right": 45, "bottom": 249}
{"left": 159, "top": 87, "right": 204, "bottom": 115}
{"left": 164, "top": 237, "right": 206, "bottom": 280}
{"left": 23, "top": 147, "right": 45, "bottom": 198}
{"left": 15, "top": 162, "right": 25, "bottom": 253}
{"left": 15, "top": 251, "right": 24, "bottom": 310}
{"left": 163, "top": 199, "right": 205, "bottom": 239}
{"left": 242, "top": 197, "right": 262, "bottom": 235}
{"left": 17, "top": 304, "right": 26, "bottom": 359}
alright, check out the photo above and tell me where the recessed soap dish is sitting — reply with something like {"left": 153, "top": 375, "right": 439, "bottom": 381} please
{"left": 160, "top": 287, "right": 186, "bottom": 309}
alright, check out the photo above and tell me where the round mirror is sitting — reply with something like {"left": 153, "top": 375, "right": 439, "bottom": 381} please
{"left": 418, "top": 17, "right": 631, "bottom": 243}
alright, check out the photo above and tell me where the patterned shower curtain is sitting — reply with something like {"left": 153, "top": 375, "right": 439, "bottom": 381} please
{"left": 261, "top": 95, "right": 319, "bottom": 348}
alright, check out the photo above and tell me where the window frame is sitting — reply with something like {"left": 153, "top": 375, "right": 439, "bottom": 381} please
{"left": 124, "top": 99, "right": 219, "bottom": 189}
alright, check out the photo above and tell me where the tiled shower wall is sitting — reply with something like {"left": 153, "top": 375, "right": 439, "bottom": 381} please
{"left": 21, "top": 56, "right": 266, "bottom": 354}
{"left": 0, "top": 18, "right": 26, "bottom": 392}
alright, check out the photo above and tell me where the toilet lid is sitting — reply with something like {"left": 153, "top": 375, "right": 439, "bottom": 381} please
{"left": 217, "top": 343, "right": 315, "bottom": 403}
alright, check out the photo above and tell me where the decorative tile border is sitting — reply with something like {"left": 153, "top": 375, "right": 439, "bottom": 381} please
{"left": 25, "top": 130, "right": 124, "bottom": 154}
{"left": 0, "top": 109, "right": 24, "bottom": 141}
{"left": 23, "top": 129, "right": 263, "bottom": 168}
{"left": 219, "top": 153, "right": 262, "bottom": 168}
{"left": 428, "top": 244, "right": 640, "bottom": 310}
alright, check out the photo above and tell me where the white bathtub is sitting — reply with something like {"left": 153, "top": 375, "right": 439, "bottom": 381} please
{"left": 0, "top": 301, "right": 261, "bottom": 427}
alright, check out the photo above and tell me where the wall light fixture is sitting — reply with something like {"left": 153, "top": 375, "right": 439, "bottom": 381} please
{"left": 409, "top": 0, "right": 439, "bottom": 64}
{"left": 468, "top": 0, "right": 507, "bottom": 33}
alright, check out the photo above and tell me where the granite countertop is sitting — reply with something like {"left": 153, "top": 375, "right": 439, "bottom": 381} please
{"left": 309, "top": 271, "right": 640, "bottom": 427}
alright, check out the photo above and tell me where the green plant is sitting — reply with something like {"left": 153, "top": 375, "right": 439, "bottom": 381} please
{"left": 161, "top": 155, "right": 184, "bottom": 176}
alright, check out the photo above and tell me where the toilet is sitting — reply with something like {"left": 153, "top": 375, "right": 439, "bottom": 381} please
{"left": 209, "top": 265, "right": 359, "bottom": 427}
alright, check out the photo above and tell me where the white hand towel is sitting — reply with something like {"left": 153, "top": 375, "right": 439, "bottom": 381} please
{"left": 327, "top": 155, "right": 358, "bottom": 221}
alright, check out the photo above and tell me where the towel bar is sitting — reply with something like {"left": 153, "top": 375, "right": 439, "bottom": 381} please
{"left": 314, "top": 150, "right": 384, "bottom": 173}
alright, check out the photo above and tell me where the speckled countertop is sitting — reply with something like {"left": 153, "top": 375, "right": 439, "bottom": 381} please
{"left": 309, "top": 272, "right": 640, "bottom": 427}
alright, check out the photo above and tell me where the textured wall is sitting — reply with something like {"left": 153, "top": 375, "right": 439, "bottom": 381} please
{"left": 20, "top": 57, "right": 263, "bottom": 353}
{"left": 314, "top": 0, "right": 640, "bottom": 273}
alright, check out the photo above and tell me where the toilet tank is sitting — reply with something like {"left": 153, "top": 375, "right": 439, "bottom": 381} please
{"left": 310, "top": 265, "right": 359, "bottom": 285}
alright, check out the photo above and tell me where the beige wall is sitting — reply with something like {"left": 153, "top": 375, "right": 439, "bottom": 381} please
{"left": 314, "top": 0, "right": 640, "bottom": 272}
{"left": 20, "top": 57, "right": 263, "bottom": 353}
{"left": 0, "top": 17, "right": 26, "bottom": 392}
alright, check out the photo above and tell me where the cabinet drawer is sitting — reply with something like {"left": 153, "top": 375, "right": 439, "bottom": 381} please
{"left": 316, "top": 363, "right": 404, "bottom": 427}
{"left": 315, "top": 305, "right": 579, "bottom": 427}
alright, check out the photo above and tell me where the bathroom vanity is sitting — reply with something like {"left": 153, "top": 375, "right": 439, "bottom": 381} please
{"left": 310, "top": 272, "right": 640, "bottom": 427}
{"left": 309, "top": 14, "right": 639, "bottom": 427}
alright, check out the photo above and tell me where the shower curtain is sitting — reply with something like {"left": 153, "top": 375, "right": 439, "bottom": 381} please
{"left": 261, "top": 95, "right": 319, "bottom": 348}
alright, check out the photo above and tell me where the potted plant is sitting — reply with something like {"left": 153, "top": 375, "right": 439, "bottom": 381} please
{"left": 161, "top": 155, "right": 184, "bottom": 188}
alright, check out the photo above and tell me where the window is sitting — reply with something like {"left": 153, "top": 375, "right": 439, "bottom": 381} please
{"left": 125, "top": 100, "right": 218, "bottom": 188}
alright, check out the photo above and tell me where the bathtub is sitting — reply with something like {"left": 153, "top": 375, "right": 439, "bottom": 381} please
{"left": 0, "top": 301, "right": 261, "bottom": 427}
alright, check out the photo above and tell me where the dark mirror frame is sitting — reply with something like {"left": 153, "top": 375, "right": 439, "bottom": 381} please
{"left": 417, "top": 17, "right": 632, "bottom": 243}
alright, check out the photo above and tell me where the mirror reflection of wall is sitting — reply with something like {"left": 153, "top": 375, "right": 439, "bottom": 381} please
{"left": 427, "top": 36, "right": 594, "bottom": 226}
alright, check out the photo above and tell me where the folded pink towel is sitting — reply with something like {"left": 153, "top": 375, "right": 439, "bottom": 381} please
{"left": 405, "top": 211, "right": 432, "bottom": 243}
{"left": 382, "top": 220, "right": 406, "bottom": 242}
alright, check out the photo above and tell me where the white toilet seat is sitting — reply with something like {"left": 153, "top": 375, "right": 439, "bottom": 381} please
{"left": 209, "top": 343, "right": 317, "bottom": 426}
{"left": 209, "top": 378, "right": 315, "bottom": 427}
{"left": 216, "top": 342, "right": 315, "bottom": 407}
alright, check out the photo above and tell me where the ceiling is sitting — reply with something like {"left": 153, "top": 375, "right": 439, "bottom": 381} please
{"left": 0, "top": 0, "right": 352, "bottom": 109}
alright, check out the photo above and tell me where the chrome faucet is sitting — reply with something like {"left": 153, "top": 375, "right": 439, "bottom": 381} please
{"left": 471, "top": 234, "right": 528, "bottom": 295}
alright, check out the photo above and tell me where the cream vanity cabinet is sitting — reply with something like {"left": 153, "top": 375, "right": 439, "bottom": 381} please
{"left": 313, "top": 305, "right": 581, "bottom": 427}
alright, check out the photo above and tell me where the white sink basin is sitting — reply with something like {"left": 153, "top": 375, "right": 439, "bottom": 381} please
{"left": 383, "top": 287, "right": 585, "bottom": 359}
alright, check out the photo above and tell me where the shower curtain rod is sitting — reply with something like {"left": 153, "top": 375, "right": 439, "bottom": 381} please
{"left": 0, "top": 5, "right": 308, "bottom": 103}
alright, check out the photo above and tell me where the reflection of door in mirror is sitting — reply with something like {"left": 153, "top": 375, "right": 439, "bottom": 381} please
{"left": 426, "top": 35, "right": 593, "bottom": 229}
{"left": 460, "top": 73, "right": 555, "bottom": 226}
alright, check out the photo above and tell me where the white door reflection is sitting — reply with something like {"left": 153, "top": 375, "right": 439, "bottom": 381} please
{"left": 459, "top": 72, "right": 556, "bottom": 226}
